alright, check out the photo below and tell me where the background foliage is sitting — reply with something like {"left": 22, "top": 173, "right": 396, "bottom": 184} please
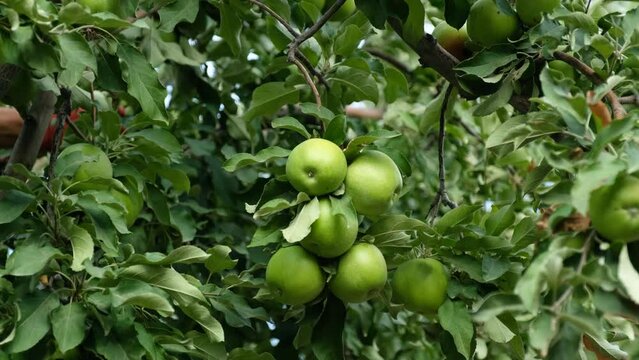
{"left": 1, "top": 0, "right": 639, "bottom": 359}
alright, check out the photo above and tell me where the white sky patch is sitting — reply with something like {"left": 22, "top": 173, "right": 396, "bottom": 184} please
{"left": 230, "top": 93, "right": 241, "bottom": 104}
{"left": 212, "top": 35, "right": 222, "bottom": 42}
{"left": 424, "top": 22, "right": 435, "bottom": 34}
{"left": 357, "top": 39, "right": 366, "bottom": 49}
{"left": 247, "top": 52, "right": 259, "bottom": 61}
{"left": 165, "top": 84, "right": 174, "bottom": 108}
{"left": 205, "top": 61, "right": 217, "bottom": 78}
{"left": 483, "top": 200, "right": 494, "bottom": 212}
{"left": 188, "top": 38, "right": 197, "bottom": 46}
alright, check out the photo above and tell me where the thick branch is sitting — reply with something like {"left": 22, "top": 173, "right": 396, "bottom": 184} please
{"left": 619, "top": 95, "right": 639, "bottom": 105}
{"left": 427, "top": 85, "right": 457, "bottom": 221}
{"left": 553, "top": 51, "right": 626, "bottom": 120}
{"left": 4, "top": 91, "right": 56, "bottom": 176}
{"left": 388, "top": 19, "right": 530, "bottom": 113}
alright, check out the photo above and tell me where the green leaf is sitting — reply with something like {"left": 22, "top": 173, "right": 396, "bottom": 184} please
{"left": 282, "top": 197, "right": 321, "bottom": 243}
{"left": 3, "top": 242, "right": 61, "bottom": 277}
{"left": 384, "top": 66, "right": 409, "bottom": 103}
{"left": 618, "top": 245, "right": 639, "bottom": 304}
{"left": 329, "top": 66, "right": 379, "bottom": 103}
{"left": 158, "top": 0, "right": 199, "bottom": 32}
{"left": 179, "top": 302, "right": 225, "bottom": 342}
{"left": 244, "top": 82, "right": 299, "bottom": 120}
{"left": 229, "top": 349, "right": 276, "bottom": 360}
{"left": 64, "top": 218, "right": 94, "bottom": 272}
{"left": 514, "top": 249, "right": 569, "bottom": 312}
{"left": 223, "top": 146, "right": 291, "bottom": 172}
{"left": 571, "top": 153, "right": 626, "bottom": 215}
{"left": 76, "top": 197, "right": 120, "bottom": 256}
{"left": 0, "top": 189, "right": 34, "bottom": 224}
{"left": 219, "top": 2, "right": 243, "bottom": 55}
{"left": 299, "top": 103, "right": 335, "bottom": 123}
{"left": 5, "top": 293, "right": 60, "bottom": 353}
{"left": 117, "top": 44, "right": 168, "bottom": 123}
{"left": 401, "top": 0, "right": 425, "bottom": 47}
{"left": 472, "top": 293, "right": 524, "bottom": 322}
{"left": 147, "top": 185, "right": 171, "bottom": 225}
{"left": 324, "top": 115, "right": 347, "bottom": 145}
{"left": 473, "top": 81, "right": 514, "bottom": 117}
{"left": 56, "top": 33, "right": 97, "bottom": 87}
{"left": 272, "top": 117, "right": 311, "bottom": 138}
{"left": 438, "top": 300, "right": 474, "bottom": 359}
{"left": 333, "top": 25, "right": 365, "bottom": 57}
{"left": 253, "top": 192, "right": 312, "bottom": 219}
{"left": 119, "top": 265, "right": 206, "bottom": 302}
{"left": 51, "top": 303, "right": 87, "bottom": 353}
{"left": 434, "top": 205, "right": 482, "bottom": 233}
{"left": 343, "top": 129, "right": 401, "bottom": 159}
{"left": 484, "top": 205, "right": 515, "bottom": 236}
{"left": 591, "top": 116, "right": 636, "bottom": 157}
{"left": 456, "top": 47, "right": 517, "bottom": 78}
{"left": 111, "top": 280, "right": 174, "bottom": 316}
{"left": 205, "top": 245, "right": 238, "bottom": 274}
{"left": 311, "top": 295, "right": 346, "bottom": 360}
{"left": 445, "top": 0, "right": 471, "bottom": 29}
{"left": 483, "top": 316, "right": 515, "bottom": 343}
{"left": 127, "top": 128, "right": 182, "bottom": 156}
{"left": 125, "top": 246, "right": 210, "bottom": 266}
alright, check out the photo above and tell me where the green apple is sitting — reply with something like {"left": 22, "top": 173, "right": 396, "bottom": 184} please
{"left": 433, "top": 22, "right": 470, "bottom": 60}
{"left": 589, "top": 176, "right": 639, "bottom": 243}
{"left": 344, "top": 150, "right": 402, "bottom": 218}
{"left": 392, "top": 258, "right": 448, "bottom": 314}
{"left": 265, "top": 246, "right": 326, "bottom": 305}
{"left": 516, "top": 0, "right": 560, "bottom": 26}
{"left": 286, "top": 138, "right": 347, "bottom": 196}
{"left": 467, "top": 0, "right": 521, "bottom": 47}
{"left": 301, "top": 197, "right": 359, "bottom": 258}
{"left": 59, "top": 143, "right": 113, "bottom": 182}
{"left": 329, "top": 243, "right": 387, "bottom": 303}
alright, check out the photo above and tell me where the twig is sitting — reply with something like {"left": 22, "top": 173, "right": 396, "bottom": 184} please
{"left": 585, "top": 0, "right": 593, "bottom": 13}
{"left": 364, "top": 48, "right": 412, "bottom": 74}
{"left": 550, "top": 231, "right": 593, "bottom": 313}
{"left": 90, "top": 81, "right": 97, "bottom": 128}
{"left": 459, "top": 120, "right": 483, "bottom": 143}
{"left": 287, "top": 0, "right": 346, "bottom": 63}
{"left": 292, "top": 57, "right": 321, "bottom": 106}
{"left": 248, "top": 0, "right": 330, "bottom": 91}
{"left": 553, "top": 51, "right": 626, "bottom": 120}
{"left": 66, "top": 116, "right": 90, "bottom": 143}
{"left": 4, "top": 91, "right": 57, "bottom": 176}
{"left": 427, "top": 85, "right": 457, "bottom": 222}
{"left": 47, "top": 88, "right": 72, "bottom": 182}
{"left": 248, "top": 0, "right": 300, "bottom": 38}
{"left": 619, "top": 95, "right": 639, "bottom": 105}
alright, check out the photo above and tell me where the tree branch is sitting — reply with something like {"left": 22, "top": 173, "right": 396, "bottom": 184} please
{"left": 427, "top": 85, "right": 457, "bottom": 222}
{"left": 288, "top": 0, "right": 346, "bottom": 63}
{"left": 388, "top": 19, "right": 531, "bottom": 113}
{"left": 364, "top": 48, "right": 412, "bottom": 74}
{"left": 47, "top": 88, "right": 72, "bottom": 181}
{"left": 4, "top": 90, "right": 56, "bottom": 176}
{"left": 292, "top": 57, "right": 321, "bottom": 106}
{"left": 619, "top": 95, "right": 639, "bottom": 105}
{"left": 553, "top": 51, "right": 626, "bottom": 120}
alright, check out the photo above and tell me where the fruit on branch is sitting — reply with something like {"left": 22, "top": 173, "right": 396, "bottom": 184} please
{"left": 392, "top": 258, "right": 448, "bottom": 314}
{"left": 344, "top": 150, "right": 402, "bottom": 217}
{"left": 329, "top": 243, "right": 387, "bottom": 303}
{"left": 515, "top": 0, "right": 560, "bottom": 26}
{"left": 286, "top": 138, "right": 347, "bottom": 196}
{"left": 467, "top": 0, "right": 520, "bottom": 47}
{"left": 301, "top": 197, "right": 359, "bottom": 258}
{"left": 589, "top": 176, "right": 639, "bottom": 243}
{"left": 432, "top": 22, "right": 471, "bottom": 60}
{"left": 77, "top": 0, "right": 118, "bottom": 13}
{"left": 265, "top": 246, "right": 326, "bottom": 305}
{"left": 326, "top": 0, "right": 356, "bottom": 21}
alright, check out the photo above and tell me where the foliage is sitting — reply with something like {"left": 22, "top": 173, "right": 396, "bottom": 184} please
{"left": 0, "top": 0, "right": 638, "bottom": 359}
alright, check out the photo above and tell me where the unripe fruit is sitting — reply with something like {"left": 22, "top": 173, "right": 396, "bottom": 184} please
{"left": 392, "top": 258, "right": 448, "bottom": 314}
{"left": 467, "top": 0, "right": 520, "bottom": 47}
{"left": 286, "top": 138, "right": 347, "bottom": 196}
{"left": 301, "top": 197, "right": 359, "bottom": 258}
{"left": 433, "top": 22, "right": 470, "bottom": 60}
{"left": 515, "top": 0, "right": 560, "bottom": 26}
{"left": 265, "top": 246, "right": 326, "bottom": 305}
{"left": 329, "top": 243, "right": 387, "bottom": 303}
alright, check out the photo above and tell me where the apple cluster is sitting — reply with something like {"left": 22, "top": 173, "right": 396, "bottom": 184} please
{"left": 265, "top": 139, "right": 448, "bottom": 314}
{"left": 434, "top": 0, "right": 561, "bottom": 59}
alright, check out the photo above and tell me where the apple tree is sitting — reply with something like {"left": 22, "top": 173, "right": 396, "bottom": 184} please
{"left": 0, "top": 0, "right": 639, "bottom": 359}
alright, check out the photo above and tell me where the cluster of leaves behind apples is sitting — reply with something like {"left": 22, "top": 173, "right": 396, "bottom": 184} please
{"left": 226, "top": 129, "right": 449, "bottom": 315}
